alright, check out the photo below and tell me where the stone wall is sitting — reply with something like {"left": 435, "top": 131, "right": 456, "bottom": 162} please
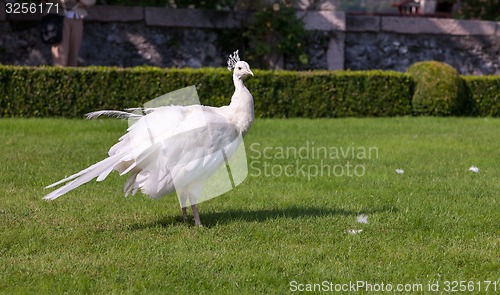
{"left": 1, "top": 4, "right": 499, "bottom": 75}
{"left": 345, "top": 32, "right": 499, "bottom": 75}
{"left": 345, "top": 16, "right": 500, "bottom": 75}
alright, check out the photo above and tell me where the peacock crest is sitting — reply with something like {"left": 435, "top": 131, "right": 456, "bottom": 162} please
{"left": 227, "top": 50, "right": 240, "bottom": 71}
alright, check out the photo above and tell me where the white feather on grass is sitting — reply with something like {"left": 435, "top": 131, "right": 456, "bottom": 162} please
{"left": 346, "top": 229, "right": 363, "bottom": 235}
{"left": 468, "top": 166, "right": 479, "bottom": 173}
{"left": 357, "top": 214, "right": 368, "bottom": 224}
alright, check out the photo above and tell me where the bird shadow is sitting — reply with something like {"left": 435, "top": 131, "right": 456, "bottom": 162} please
{"left": 128, "top": 205, "right": 398, "bottom": 230}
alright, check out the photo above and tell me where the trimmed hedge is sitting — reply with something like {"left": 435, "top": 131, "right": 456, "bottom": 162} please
{"left": 407, "top": 61, "right": 466, "bottom": 116}
{"left": 463, "top": 76, "right": 500, "bottom": 117}
{"left": 0, "top": 65, "right": 497, "bottom": 118}
{"left": 0, "top": 66, "right": 414, "bottom": 118}
{"left": 0, "top": 66, "right": 231, "bottom": 118}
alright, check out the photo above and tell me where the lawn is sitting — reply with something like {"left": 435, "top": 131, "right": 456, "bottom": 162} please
{"left": 0, "top": 117, "right": 498, "bottom": 294}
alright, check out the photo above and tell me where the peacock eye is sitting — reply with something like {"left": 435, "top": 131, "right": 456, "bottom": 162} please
{"left": 237, "top": 67, "right": 242, "bottom": 70}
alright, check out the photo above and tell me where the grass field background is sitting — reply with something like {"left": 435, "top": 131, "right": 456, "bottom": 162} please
{"left": 0, "top": 117, "right": 498, "bottom": 293}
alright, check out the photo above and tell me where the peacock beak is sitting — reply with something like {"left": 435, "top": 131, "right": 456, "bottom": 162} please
{"left": 248, "top": 69, "right": 254, "bottom": 76}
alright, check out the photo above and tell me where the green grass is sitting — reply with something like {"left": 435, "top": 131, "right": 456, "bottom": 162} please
{"left": 0, "top": 118, "right": 499, "bottom": 294}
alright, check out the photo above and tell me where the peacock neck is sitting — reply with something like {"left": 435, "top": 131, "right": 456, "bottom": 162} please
{"left": 231, "top": 76, "right": 249, "bottom": 104}
{"left": 229, "top": 75, "right": 254, "bottom": 135}
{"left": 232, "top": 75, "right": 245, "bottom": 92}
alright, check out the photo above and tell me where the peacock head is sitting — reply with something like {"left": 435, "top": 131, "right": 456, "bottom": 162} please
{"left": 227, "top": 50, "right": 254, "bottom": 80}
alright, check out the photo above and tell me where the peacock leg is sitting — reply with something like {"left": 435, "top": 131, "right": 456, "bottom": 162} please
{"left": 182, "top": 207, "right": 188, "bottom": 223}
{"left": 188, "top": 194, "right": 202, "bottom": 226}
{"left": 191, "top": 204, "right": 201, "bottom": 226}
{"left": 180, "top": 193, "right": 188, "bottom": 223}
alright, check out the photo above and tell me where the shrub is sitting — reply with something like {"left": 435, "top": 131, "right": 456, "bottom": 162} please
{"left": 0, "top": 65, "right": 413, "bottom": 118}
{"left": 243, "top": 2, "right": 308, "bottom": 70}
{"left": 454, "top": 0, "right": 500, "bottom": 21}
{"left": 407, "top": 61, "right": 466, "bottom": 116}
{"left": 463, "top": 76, "right": 500, "bottom": 117}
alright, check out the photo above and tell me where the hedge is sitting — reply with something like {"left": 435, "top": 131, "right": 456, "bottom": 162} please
{"left": 407, "top": 61, "right": 466, "bottom": 116}
{"left": 463, "top": 76, "right": 500, "bottom": 117}
{"left": 0, "top": 66, "right": 414, "bottom": 118}
{"left": 0, "top": 65, "right": 497, "bottom": 118}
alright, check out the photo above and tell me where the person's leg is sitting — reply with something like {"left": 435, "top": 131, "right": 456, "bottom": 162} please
{"left": 67, "top": 18, "right": 83, "bottom": 67}
{"left": 51, "top": 17, "right": 70, "bottom": 67}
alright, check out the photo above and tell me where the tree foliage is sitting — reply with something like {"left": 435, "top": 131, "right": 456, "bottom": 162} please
{"left": 454, "top": 0, "right": 500, "bottom": 21}
{"left": 243, "top": 1, "right": 308, "bottom": 69}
